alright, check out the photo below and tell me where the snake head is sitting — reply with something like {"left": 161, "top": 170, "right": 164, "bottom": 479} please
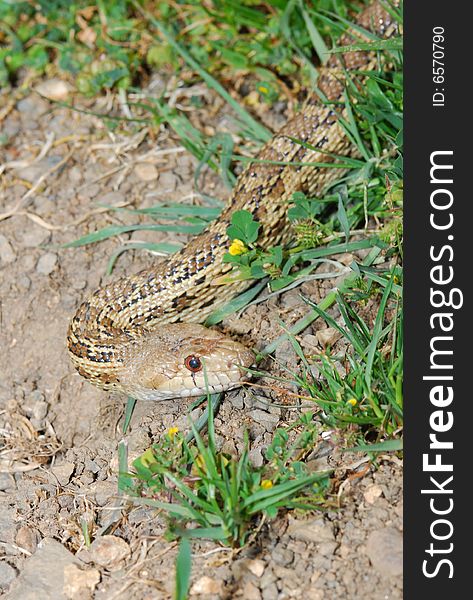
{"left": 121, "top": 323, "right": 254, "bottom": 401}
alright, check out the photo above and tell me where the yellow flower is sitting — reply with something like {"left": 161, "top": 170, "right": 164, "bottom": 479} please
{"left": 228, "top": 239, "right": 247, "bottom": 256}
{"left": 261, "top": 479, "right": 273, "bottom": 489}
{"left": 168, "top": 426, "right": 179, "bottom": 440}
{"left": 347, "top": 398, "right": 357, "bottom": 407}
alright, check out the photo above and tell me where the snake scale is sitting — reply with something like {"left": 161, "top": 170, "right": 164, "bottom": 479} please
{"left": 67, "top": 1, "right": 399, "bottom": 401}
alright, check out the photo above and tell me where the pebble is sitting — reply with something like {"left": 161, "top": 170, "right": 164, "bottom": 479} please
{"left": 0, "top": 562, "right": 17, "bottom": 590}
{"left": 63, "top": 563, "right": 100, "bottom": 599}
{"left": 2, "top": 118, "right": 20, "bottom": 138}
{"left": 16, "top": 526, "right": 40, "bottom": 555}
{"left": 190, "top": 576, "right": 223, "bottom": 595}
{"left": 100, "top": 191, "right": 126, "bottom": 206}
{"left": 6, "top": 537, "right": 81, "bottom": 600}
{"left": 229, "top": 394, "right": 244, "bottom": 410}
{"left": 0, "top": 473, "right": 15, "bottom": 492}
{"left": 71, "top": 278, "right": 87, "bottom": 290}
{"left": 271, "top": 547, "right": 294, "bottom": 566}
{"left": 316, "top": 327, "right": 342, "bottom": 348}
{"left": 21, "top": 226, "right": 51, "bottom": 248}
{"left": 17, "top": 274, "right": 31, "bottom": 291}
{"left": 68, "top": 166, "right": 83, "bottom": 184}
{"left": 365, "top": 527, "right": 403, "bottom": 577}
{"left": 0, "top": 506, "right": 16, "bottom": 545}
{"left": 287, "top": 517, "right": 335, "bottom": 543}
{"left": 77, "top": 183, "right": 101, "bottom": 201}
{"left": 15, "top": 156, "right": 63, "bottom": 184}
{"left": 35, "top": 79, "right": 71, "bottom": 101}
{"left": 134, "top": 163, "right": 159, "bottom": 181}
{"left": 36, "top": 252, "right": 58, "bottom": 275}
{"left": 88, "top": 535, "right": 131, "bottom": 570}
{"left": 280, "top": 289, "right": 301, "bottom": 308}
{"left": 0, "top": 234, "right": 16, "bottom": 264}
{"left": 50, "top": 462, "right": 75, "bottom": 486}
{"left": 317, "top": 541, "right": 338, "bottom": 557}
{"left": 248, "top": 446, "right": 264, "bottom": 467}
{"left": 274, "top": 340, "right": 298, "bottom": 369}
{"left": 249, "top": 409, "right": 280, "bottom": 432}
{"left": 247, "top": 559, "right": 266, "bottom": 578}
{"left": 364, "top": 484, "right": 384, "bottom": 505}
{"left": 262, "top": 581, "right": 278, "bottom": 600}
{"left": 241, "top": 581, "right": 262, "bottom": 600}
{"left": 33, "top": 195, "right": 56, "bottom": 215}
{"left": 300, "top": 334, "right": 319, "bottom": 352}
{"left": 90, "top": 481, "right": 117, "bottom": 507}
{"left": 16, "top": 96, "right": 49, "bottom": 117}
{"left": 157, "top": 170, "right": 178, "bottom": 191}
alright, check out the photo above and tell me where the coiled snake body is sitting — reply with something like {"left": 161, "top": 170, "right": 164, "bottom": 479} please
{"left": 67, "top": 2, "right": 398, "bottom": 401}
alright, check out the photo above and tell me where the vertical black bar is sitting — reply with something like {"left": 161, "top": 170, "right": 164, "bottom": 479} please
{"left": 405, "top": 0, "right": 470, "bottom": 596}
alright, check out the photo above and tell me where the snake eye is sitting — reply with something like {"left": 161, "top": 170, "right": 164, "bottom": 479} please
{"left": 184, "top": 355, "right": 202, "bottom": 373}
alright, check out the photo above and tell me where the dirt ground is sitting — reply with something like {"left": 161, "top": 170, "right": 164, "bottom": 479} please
{"left": 0, "top": 81, "right": 402, "bottom": 599}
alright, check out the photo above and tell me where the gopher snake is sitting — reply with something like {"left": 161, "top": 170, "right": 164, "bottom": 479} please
{"left": 67, "top": 2, "right": 399, "bottom": 401}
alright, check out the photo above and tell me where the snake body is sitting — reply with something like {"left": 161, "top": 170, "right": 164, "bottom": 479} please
{"left": 67, "top": 2, "right": 398, "bottom": 401}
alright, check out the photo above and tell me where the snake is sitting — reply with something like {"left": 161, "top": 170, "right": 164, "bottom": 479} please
{"left": 67, "top": 1, "right": 399, "bottom": 401}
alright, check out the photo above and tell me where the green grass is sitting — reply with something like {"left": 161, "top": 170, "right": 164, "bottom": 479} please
{"left": 4, "top": 0, "right": 403, "bottom": 595}
{"left": 0, "top": 0, "right": 350, "bottom": 96}
{"left": 120, "top": 405, "right": 330, "bottom": 598}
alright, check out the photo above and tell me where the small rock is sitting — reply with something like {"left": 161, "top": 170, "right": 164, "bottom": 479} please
{"left": 2, "top": 119, "right": 20, "bottom": 138}
{"left": 190, "top": 575, "right": 223, "bottom": 595}
{"left": 280, "top": 289, "right": 301, "bottom": 308}
{"left": 50, "top": 462, "right": 75, "bottom": 486}
{"left": 0, "top": 506, "right": 16, "bottom": 545}
{"left": 21, "top": 226, "right": 51, "bottom": 248}
{"left": 300, "top": 334, "right": 319, "bottom": 352}
{"left": 68, "top": 166, "right": 83, "bottom": 184}
{"left": 0, "top": 473, "right": 15, "bottom": 492}
{"left": 271, "top": 547, "right": 294, "bottom": 566}
{"left": 134, "top": 163, "right": 159, "bottom": 181}
{"left": 0, "top": 562, "right": 17, "bottom": 589}
{"left": 317, "top": 541, "right": 338, "bottom": 556}
{"left": 262, "top": 581, "right": 278, "bottom": 600}
{"left": 17, "top": 274, "right": 31, "bottom": 290}
{"left": 15, "top": 156, "right": 63, "bottom": 184}
{"left": 35, "top": 79, "right": 71, "bottom": 101}
{"left": 248, "top": 447, "right": 264, "bottom": 468}
{"left": 16, "top": 96, "right": 49, "bottom": 117}
{"left": 241, "top": 581, "right": 262, "bottom": 600}
{"left": 157, "top": 171, "right": 178, "bottom": 191}
{"left": 247, "top": 559, "right": 266, "bottom": 578}
{"left": 0, "top": 234, "right": 16, "bottom": 264}
{"left": 274, "top": 340, "right": 297, "bottom": 369}
{"left": 32, "top": 400, "right": 48, "bottom": 421}
{"left": 287, "top": 517, "right": 335, "bottom": 543}
{"left": 364, "top": 484, "right": 384, "bottom": 505}
{"left": 90, "top": 480, "right": 118, "bottom": 507}
{"left": 33, "top": 195, "right": 56, "bottom": 215}
{"left": 6, "top": 537, "right": 81, "bottom": 600}
{"left": 316, "top": 327, "right": 342, "bottom": 348}
{"left": 16, "top": 526, "right": 40, "bottom": 554}
{"left": 306, "top": 589, "right": 324, "bottom": 600}
{"left": 63, "top": 563, "right": 100, "bottom": 600}
{"left": 249, "top": 409, "right": 280, "bottom": 432}
{"left": 365, "top": 527, "right": 403, "bottom": 577}
{"left": 229, "top": 393, "right": 244, "bottom": 410}
{"left": 36, "top": 252, "right": 58, "bottom": 275}
{"left": 100, "top": 191, "right": 125, "bottom": 206}
{"left": 89, "top": 535, "right": 131, "bottom": 570}
{"left": 71, "top": 278, "right": 87, "bottom": 290}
